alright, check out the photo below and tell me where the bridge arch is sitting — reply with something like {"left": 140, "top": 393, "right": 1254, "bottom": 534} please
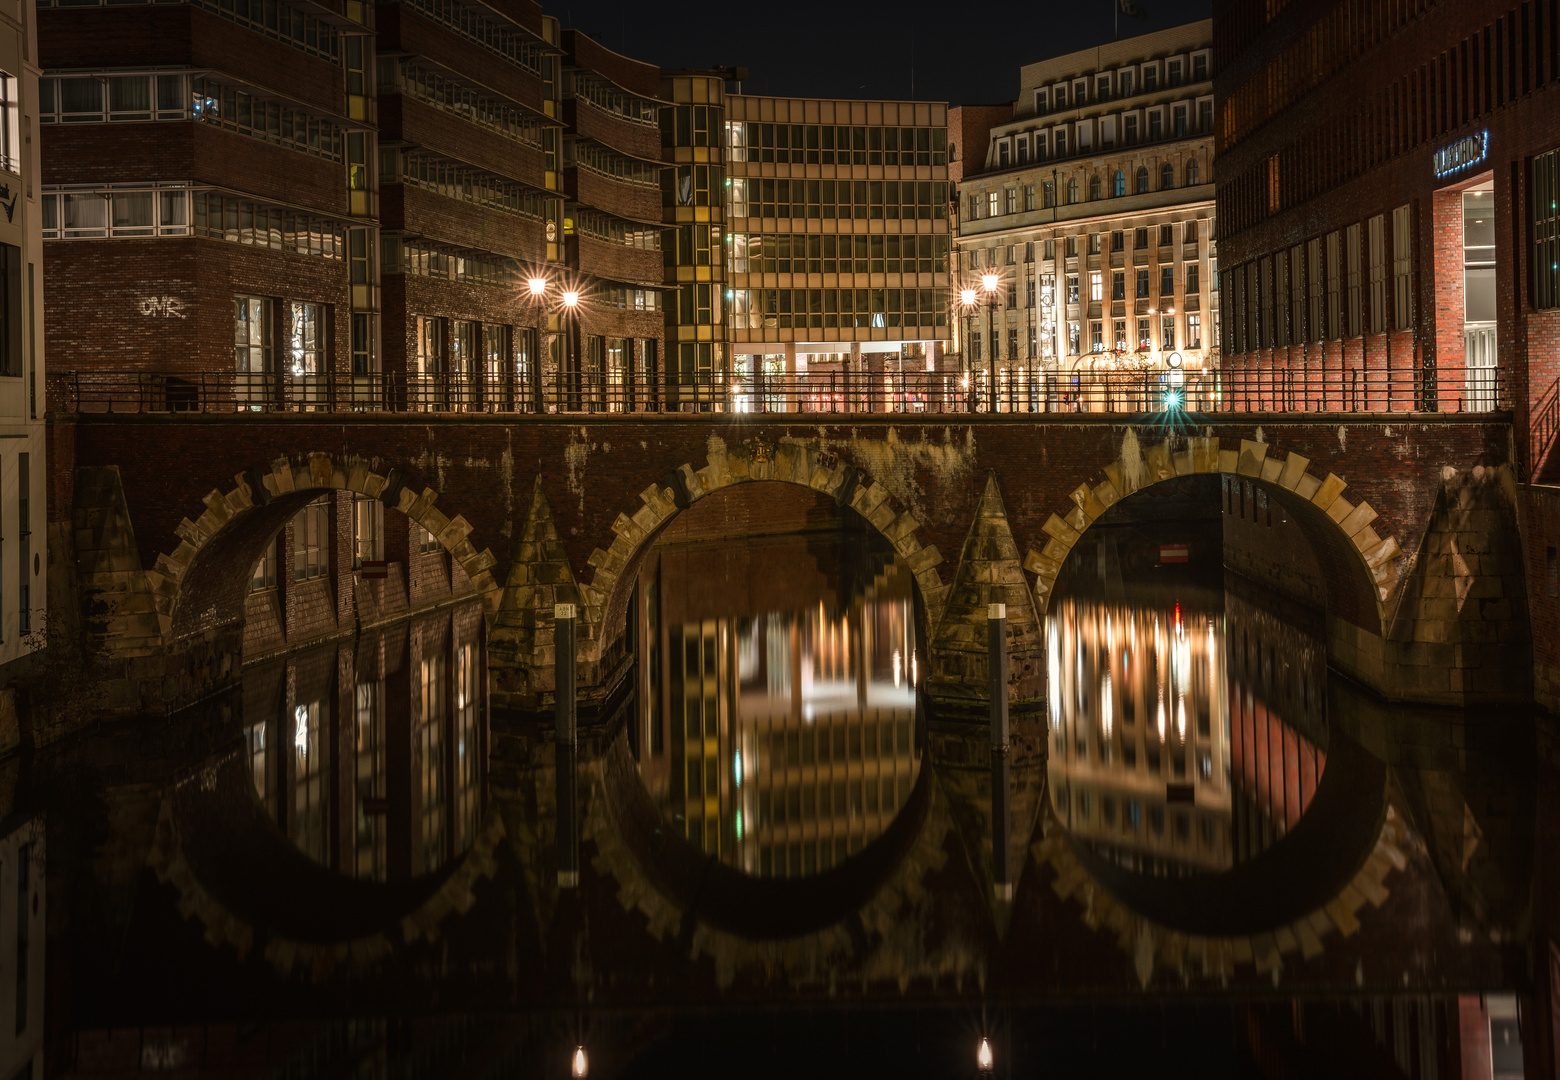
{"left": 1024, "top": 435, "right": 1401, "bottom": 642}
{"left": 155, "top": 452, "right": 503, "bottom": 647}
{"left": 575, "top": 436, "right": 950, "bottom": 663}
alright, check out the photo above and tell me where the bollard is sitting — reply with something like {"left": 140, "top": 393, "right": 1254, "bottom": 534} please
{"left": 988, "top": 602, "right": 1012, "bottom": 900}
{"left": 556, "top": 602, "right": 579, "bottom": 889}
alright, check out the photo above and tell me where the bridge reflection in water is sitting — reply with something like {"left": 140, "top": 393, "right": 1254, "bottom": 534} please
{"left": 631, "top": 525, "right": 921, "bottom": 879}
{"left": 238, "top": 600, "right": 488, "bottom": 882}
{"left": 1048, "top": 582, "right": 1328, "bottom": 879}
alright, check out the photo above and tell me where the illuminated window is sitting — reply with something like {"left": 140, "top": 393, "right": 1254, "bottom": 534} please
{"left": 292, "top": 496, "right": 330, "bottom": 582}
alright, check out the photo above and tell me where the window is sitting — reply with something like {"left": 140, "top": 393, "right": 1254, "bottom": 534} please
{"left": 1053, "top": 84, "right": 1067, "bottom": 110}
{"left": 0, "top": 244, "right": 17, "bottom": 378}
{"left": 1392, "top": 204, "right": 1412, "bottom": 329}
{"left": 1024, "top": 185, "right": 1036, "bottom": 211}
{"left": 968, "top": 193, "right": 981, "bottom": 220}
{"left": 251, "top": 539, "right": 277, "bottom": 591}
{"left": 1136, "top": 269, "right": 1149, "bottom": 297}
{"left": 1162, "top": 314, "right": 1176, "bottom": 349}
{"left": 1065, "top": 177, "right": 1077, "bottom": 203}
{"left": 1149, "top": 110, "right": 1163, "bottom": 141}
{"left": 1112, "top": 170, "right": 1125, "bottom": 197}
{"left": 1111, "top": 231, "right": 1124, "bottom": 252}
{"left": 1183, "top": 220, "right": 1198, "bottom": 247}
{"left": 1367, "top": 214, "right": 1386, "bottom": 334}
{"left": 1135, "top": 166, "right": 1148, "bottom": 194}
{"left": 1198, "top": 99, "right": 1213, "bottom": 133}
{"left": 1044, "top": 238, "right": 1055, "bottom": 260}
{"left": 293, "top": 496, "right": 329, "bottom": 581}
{"left": 1089, "top": 272, "right": 1103, "bottom": 301}
{"left": 1160, "top": 224, "right": 1174, "bottom": 246}
{"left": 234, "top": 295, "right": 272, "bottom": 374}
{"left": 1091, "top": 320, "right": 1104, "bottom": 350}
{"left": 0, "top": 73, "right": 17, "bottom": 173}
{"left": 1160, "top": 266, "right": 1174, "bottom": 296}
{"left": 1120, "top": 69, "right": 1135, "bottom": 96}
{"left": 419, "top": 524, "right": 442, "bottom": 553}
{"left": 1186, "top": 262, "right": 1200, "bottom": 293}
{"left": 1112, "top": 271, "right": 1125, "bottom": 300}
{"left": 1137, "top": 317, "right": 1151, "bottom": 348}
{"left": 1142, "top": 65, "right": 1158, "bottom": 91}
{"left": 1035, "top": 89, "right": 1048, "bottom": 114}
{"left": 1096, "top": 75, "right": 1111, "bottom": 101}
{"left": 1089, "top": 233, "right": 1102, "bottom": 255}
{"left": 1087, "top": 174, "right": 1101, "bottom": 200}
{"left": 1124, "top": 114, "right": 1139, "bottom": 145}
{"left": 1185, "top": 159, "right": 1199, "bottom": 186}
{"left": 1326, "top": 232, "right": 1342, "bottom": 339}
{"left": 1307, "top": 238, "right": 1323, "bottom": 342}
{"left": 1068, "top": 321, "right": 1081, "bottom": 354}
{"left": 1055, "top": 128, "right": 1067, "bottom": 157}
{"left": 287, "top": 301, "right": 321, "bottom": 375}
{"left": 1113, "top": 319, "right": 1126, "bottom": 349}
{"left": 987, "top": 191, "right": 999, "bottom": 217}
{"left": 1168, "top": 59, "right": 1183, "bottom": 86}
{"left": 1160, "top": 162, "right": 1174, "bottom": 189}
{"left": 1188, "top": 312, "right": 1202, "bottom": 348}
{"left": 998, "top": 141, "right": 1009, "bottom": 166}
{"left": 1135, "top": 227, "right": 1148, "bottom": 248}
{"left": 1346, "top": 222, "right": 1362, "bottom": 336}
{"left": 1005, "top": 187, "right": 1017, "bottom": 214}
{"left": 1007, "top": 327, "right": 1018, "bottom": 358}
{"left": 1538, "top": 149, "right": 1560, "bottom": 310}
{"left": 353, "top": 494, "right": 383, "bottom": 566}
{"left": 352, "top": 312, "right": 377, "bottom": 375}
{"left": 970, "top": 332, "right": 981, "bottom": 361}
{"left": 1066, "top": 236, "right": 1078, "bottom": 257}
{"left": 1193, "top": 54, "right": 1208, "bottom": 81}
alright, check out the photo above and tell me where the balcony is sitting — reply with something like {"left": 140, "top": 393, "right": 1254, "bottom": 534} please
{"left": 376, "top": 4, "right": 545, "bottom": 115}
{"left": 571, "top": 234, "right": 663, "bottom": 288}
{"left": 566, "top": 167, "right": 661, "bottom": 224}
{"left": 383, "top": 95, "right": 547, "bottom": 192}
{"left": 565, "top": 99, "right": 661, "bottom": 163}
{"left": 381, "top": 184, "right": 546, "bottom": 261}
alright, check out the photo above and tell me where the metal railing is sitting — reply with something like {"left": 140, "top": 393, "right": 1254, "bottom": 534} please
{"left": 1532, "top": 374, "right": 1560, "bottom": 479}
{"left": 47, "top": 366, "right": 1509, "bottom": 418}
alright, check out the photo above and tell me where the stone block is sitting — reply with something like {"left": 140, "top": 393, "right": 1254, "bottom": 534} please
{"left": 1236, "top": 439, "right": 1268, "bottom": 477}
{"left": 1260, "top": 456, "right": 1283, "bottom": 484}
{"left": 1144, "top": 443, "right": 1174, "bottom": 482}
{"left": 907, "top": 545, "right": 943, "bottom": 573}
{"left": 1277, "top": 452, "right": 1310, "bottom": 489}
{"left": 270, "top": 458, "right": 295, "bottom": 494}
{"left": 1093, "top": 478, "right": 1121, "bottom": 509}
{"left": 1326, "top": 496, "right": 1355, "bottom": 524}
{"left": 1042, "top": 537, "right": 1070, "bottom": 563}
{"left": 1338, "top": 501, "right": 1378, "bottom": 538}
{"left": 1311, "top": 472, "right": 1346, "bottom": 512}
{"left": 1103, "top": 461, "right": 1133, "bottom": 497}
{"left": 1173, "top": 449, "right": 1195, "bottom": 476}
{"left": 1042, "top": 513, "right": 1080, "bottom": 545}
{"left": 1295, "top": 473, "right": 1321, "bottom": 500}
{"left": 1218, "top": 448, "right": 1239, "bottom": 473}
{"left": 1192, "top": 436, "right": 1219, "bottom": 472}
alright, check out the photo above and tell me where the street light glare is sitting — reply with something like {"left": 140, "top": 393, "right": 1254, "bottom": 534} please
{"left": 572, "top": 1047, "right": 588, "bottom": 1078}
{"left": 527, "top": 277, "right": 546, "bottom": 296}
{"left": 562, "top": 290, "right": 580, "bottom": 307}
{"left": 981, "top": 273, "right": 999, "bottom": 292}
{"left": 960, "top": 288, "right": 977, "bottom": 305}
{"left": 977, "top": 1037, "right": 994, "bottom": 1073}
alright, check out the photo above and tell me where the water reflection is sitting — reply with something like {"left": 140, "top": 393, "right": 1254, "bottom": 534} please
{"left": 633, "top": 528, "right": 921, "bottom": 877}
{"left": 240, "top": 600, "right": 487, "bottom": 880}
{"left": 1048, "top": 580, "right": 1327, "bottom": 876}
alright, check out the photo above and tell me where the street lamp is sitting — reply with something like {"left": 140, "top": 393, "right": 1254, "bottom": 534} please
{"left": 572, "top": 1046, "right": 588, "bottom": 1078}
{"left": 977, "top": 1036, "right": 994, "bottom": 1074}
{"left": 981, "top": 274, "right": 1000, "bottom": 413}
{"left": 528, "top": 276, "right": 547, "bottom": 297}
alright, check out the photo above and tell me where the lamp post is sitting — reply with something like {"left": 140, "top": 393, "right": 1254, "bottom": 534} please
{"left": 527, "top": 275, "right": 547, "bottom": 412}
{"left": 981, "top": 272, "right": 999, "bottom": 413}
{"left": 561, "top": 288, "right": 580, "bottom": 411}
{"left": 960, "top": 286, "right": 978, "bottom": 413}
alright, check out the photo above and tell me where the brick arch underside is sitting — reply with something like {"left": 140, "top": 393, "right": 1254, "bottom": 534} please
{"left": 160, "top": 454, "right": 501, "bottom": 646}
{"left": 586, "top": 441, "right": 948, "bottom": 665}
{"left": 1026, "top": 436, "right": 1401, "bottom": 640}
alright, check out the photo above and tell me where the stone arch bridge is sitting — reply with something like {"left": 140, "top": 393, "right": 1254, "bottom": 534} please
{"left": 52, "top": 412, "right": 1524, "bottom": 711}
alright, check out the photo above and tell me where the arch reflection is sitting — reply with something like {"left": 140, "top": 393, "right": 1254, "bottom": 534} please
{"left": 240, "top": 600, "right": 488, "bottom": 881}
{"left": 633, "top": 525, "right": 921, "bottom": 879}
{"left": 1047, "top": 581, "right": 1327, "bottom": 877}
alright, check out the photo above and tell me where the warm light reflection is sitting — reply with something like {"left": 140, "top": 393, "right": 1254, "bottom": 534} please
{"left": 1047, "top": 589, "right": 1329, "bottom": 875}
{"left": 977, "top": 1037, "right": 994, "bottom": 1073}
{"left": 572, "top": 1046, "right": 588, "bottom": 1078}
{"left": 636, "top": 539, "right": 922, "bottom": 878}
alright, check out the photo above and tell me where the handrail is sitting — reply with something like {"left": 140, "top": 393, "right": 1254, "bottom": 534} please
{"left": 1531, "top": 374, "right": 1560, "bottom": 479}
{"left": 43, "top": 366, "right": 1509, "bottom": 419}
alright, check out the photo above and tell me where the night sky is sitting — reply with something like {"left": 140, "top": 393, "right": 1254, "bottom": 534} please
{"left": 557, "top": 0, "right": 1214, "bottom": 106}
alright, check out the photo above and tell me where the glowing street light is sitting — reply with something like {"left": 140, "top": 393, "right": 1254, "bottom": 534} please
{"left": 977, "top": 1036, "right": 994, "bottom": 1074}
{"left": 561, "top": 290, "right": 580, "bottom": 308}
{"left": 572, "top": 1046, "right": 588, "bottom": 1078}
{"left": 980, "top": 272, "right": 999, "bottom": 293}
{"left": 528, "top": 276, "right": 547, "bottom": 297}
{"left": 960, "top": 287, "right": 978, "bottom": 306}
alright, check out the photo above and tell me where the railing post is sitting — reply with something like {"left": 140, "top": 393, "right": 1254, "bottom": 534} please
{"left": 988, "top": 602, "right": 1011, "bottom": 901}
{"left": 555, "top": 602, "right": 578, "bottom": 890}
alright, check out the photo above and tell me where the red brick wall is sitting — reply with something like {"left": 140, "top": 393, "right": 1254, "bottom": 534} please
{"left": 45, "top": 238, "right": 352, "bottom": 376}
{"left": 383, "top": 95, "right": 548, "bottom": 192}
{"left": 1521, "top": 485, "right": 1560, "bottom": 711}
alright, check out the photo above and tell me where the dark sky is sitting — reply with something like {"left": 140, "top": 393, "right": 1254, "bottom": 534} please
{"left": 559, "top": 0, "right": 1213, "bottom": 106}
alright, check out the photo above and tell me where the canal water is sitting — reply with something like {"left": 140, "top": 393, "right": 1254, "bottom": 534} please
{"left": 8, "top": 480, "right": 1547, "bottom": 1077}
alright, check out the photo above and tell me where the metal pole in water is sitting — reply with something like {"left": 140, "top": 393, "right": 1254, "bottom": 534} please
{"left": 988, "top": 602, "right": 1012, "bottom": 900}
{"left": 556, "top": 602, "right": 579, "bottom": 889}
